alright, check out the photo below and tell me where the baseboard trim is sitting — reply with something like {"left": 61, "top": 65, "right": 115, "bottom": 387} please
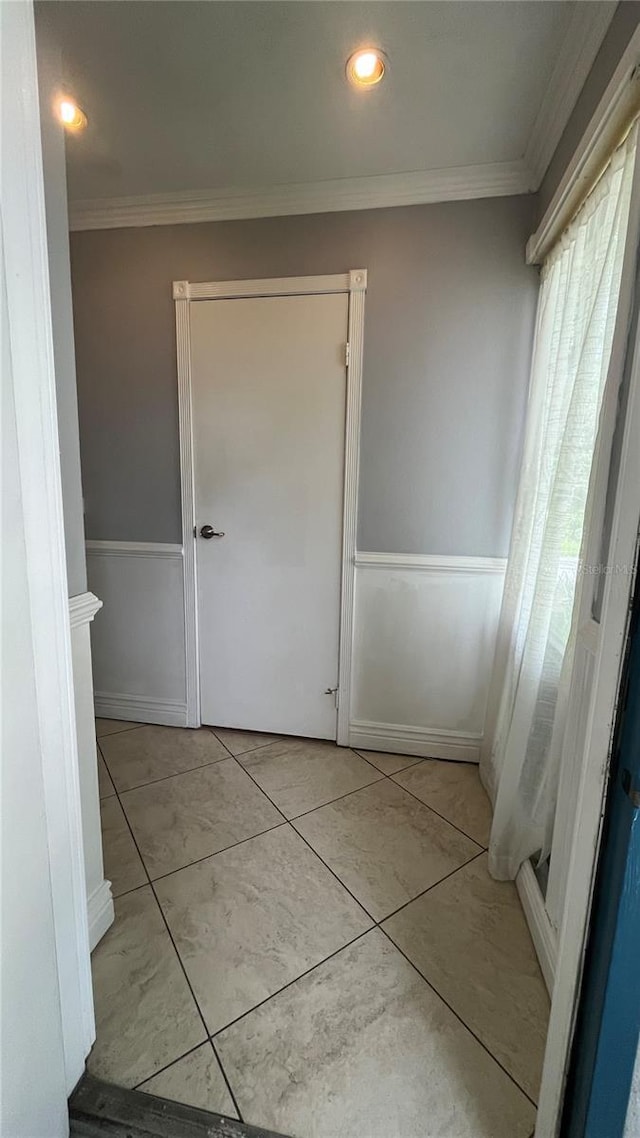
{"left": 348, "top": 720, "right": 482, "bottom": 762}
{"left": 87, "top": 879, "right": 114, "bottom": 952}
{"left": 516, "top": 859, "right": 557, "bottom": 996}
{"left": 94, "top": 692, "right": 189, "bottom": 727}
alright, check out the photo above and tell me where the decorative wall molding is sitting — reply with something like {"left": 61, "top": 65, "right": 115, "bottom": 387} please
{"left": 87, "top": 880, "right": 114, "bottom": 954}
{"left": 351, "top": 552, "right": 507, "bottom": 763}
{"left": 524, "top": 2, "right": 617, "bottom": 188}
{"left": 349, "top": 720, "right": 483, "bottom": 763}
{"left": 173, "top": 270, "right": 366, "bottom": 300}
{"left": 68, "top": 590, "right": 102, "bottom": 628}
{"left": 354, "top": 551, "right": 507, "bottom": 574}
{"left": 86, "top": 542, "right": 188, "bottom": 728}
{"left": 516, "top": 860, "right": 557, "bottom": 996}
{"left": 68, "top": 161, "right": 532, "bottom": 232}
{"left": 85, "top": 540, "right": 182, "bottom": 558}
{"left": 93, "top": 692, "right": 188, "bottom": 727}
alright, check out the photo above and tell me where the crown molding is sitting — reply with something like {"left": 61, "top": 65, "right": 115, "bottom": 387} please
{"left": 68, "top": 160, "right": 533, "bottom": 231}
{"left": 524, "top": 1, "right": 617, "bottom": 188}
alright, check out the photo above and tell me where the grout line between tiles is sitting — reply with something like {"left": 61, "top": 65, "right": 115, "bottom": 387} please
{"left": 208, "top": 849, "right": 488, "bottom": 1042}
{"left": 351, "top": 749, "right": 428, "bottom": 777}
{"left": 96, "top": 723, "right": 145, "bottom": 739}
{"left": 102, "top": 752, "right": 231, "bottom": 796}
{"left": 387, "top": 774, "right": 489, "bottom": 850}
{"left": 205, "top": 727, "right": 287, "bottom": 760}
{"left": 99, "top": 725, "right": 531, "bottom": 1116}
{"left": 141, "top": 821, "right": 290, "bottom": 888}
{"left": 132, "top": 1039, "right": 207, "bottom": 1092}
{"left": 285, "top": 774, "right": 385, "bottom": 823}
{"left": 377, "top": 922, "right": 539, "bottom": 1108}
{"left": 108, "top": 773, "right": 245, "bottom": 1123}
{"left": 210, "top": 926, "right": 373, "bottom": 1040}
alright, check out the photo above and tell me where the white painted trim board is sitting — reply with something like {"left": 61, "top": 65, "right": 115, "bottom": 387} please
{"left": 93, "top": 692, "right": 188, "bottom": 727}
{"left": 86, "top": 539, "right": 182, "bottom": 558}
{"left": 354, "top": 551, "right": 507, "bottom": 574}
{"left": 69, "top": 162, "right": 532, "bottom": 232}
{"left": 349, "top": 720, "right": 483, "bottom": 763}
{"left": 516, "top": 860, "right": 557, "bottom": 996}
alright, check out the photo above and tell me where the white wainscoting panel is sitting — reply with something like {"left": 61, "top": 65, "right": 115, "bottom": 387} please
{"left": 86, "top": 542, "right": 188, "bottom": 726}
{"left": 349, "top": 553, "right": 507, "bottom": 761}
{"left": 69, "top": 591, "right": 114, "bottom": 950}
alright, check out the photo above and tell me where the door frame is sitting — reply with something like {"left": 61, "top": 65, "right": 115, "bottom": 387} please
{"left": 3, "top": 0, "right": 95, "bottom": 1112}
{"left": 174, "top": 270, "right": 367, "bottom": 740}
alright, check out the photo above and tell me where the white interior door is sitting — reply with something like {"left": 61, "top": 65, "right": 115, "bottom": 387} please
{"left": 190, "top": 291, "right": 348, "bottom": 738}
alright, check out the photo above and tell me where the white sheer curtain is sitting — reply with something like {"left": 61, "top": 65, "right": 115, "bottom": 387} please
{"left": 480, "top": 124, "right": 638, "bottom": 881}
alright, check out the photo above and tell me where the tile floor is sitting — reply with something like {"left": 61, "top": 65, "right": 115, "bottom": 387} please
{"left": 92, "top": 719, "right": 549, "bottom": 1138}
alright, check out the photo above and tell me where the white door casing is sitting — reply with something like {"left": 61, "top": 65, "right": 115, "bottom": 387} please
{"left": 175, "top": 272, "right": 366, "bottom": 740}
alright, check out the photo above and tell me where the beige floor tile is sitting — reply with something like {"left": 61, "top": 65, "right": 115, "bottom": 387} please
{"left": 156, "top": 826, "right": 371, "bottom": 1034}
{"left": 97, "top": 751, "right": 115, "bottom": 799}
{"left": 383, "top": 853, "right": 550, "bottom": 1101}
{"left": 354, "top": 749, "right": 423, "bottom": 776}
{"left": 121, "top": 758, "right": 283, "bottom": 878}
{"left": 210, "top": 727, "right": 283, "bottom": 756}
{"left": 96, "top": 718, "right": 142, "bottom": 737}
{"left": 293, "top": 779, "right": 481, "bottom": 920}
{"left": 216, "top": 929, "right": 535, "bottom": 1138}
{"left": 139, "top": 1043, "right": 238, "bottom": 1118}
{"left": 238, "top": 738, "right": 382, "bottom": 818}
{"left": 100, "top": 724, "right": 230, "bottom": 792}
{"left": 100, "top": 797, "right": 146, "bottom": 897}
{"left": 89, "top": 887, "right": 206, "bottom": 1087}
{"left": 394, "top": 760, "right": 493, "bottom": 846}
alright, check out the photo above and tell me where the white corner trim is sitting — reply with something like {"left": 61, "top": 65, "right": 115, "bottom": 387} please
{"left": 354, "top": 551, "right": 507, "bottom": 575}
{"left": 524, "top": 2, "right": 617, "bottom": 188}
{"left": 68, "top": 591, "right": 102, "bottom": 628}
{"left": 349, "top": 720, "right": 482, "bottom": 762}
{"left": 93, "top": 692, "right": 189, "bottom": 727}
{"left": 68, "top": 161, "right": 532, "bottom": 232}
{"left": 87, "top": 880, "right": 114, "bottom": 953}
{"left": 528, "top": 25, "right": 640, "bottom": 265}
{"left": 85, "top": 540, "right": 183, "bottom": 559}
{"left": 516, "top": 860, "right": 557, "bottom": 997}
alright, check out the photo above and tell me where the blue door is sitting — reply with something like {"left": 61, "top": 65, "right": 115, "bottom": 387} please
{"left": 563, "top": 594, "right": 640, "bottom": 1137}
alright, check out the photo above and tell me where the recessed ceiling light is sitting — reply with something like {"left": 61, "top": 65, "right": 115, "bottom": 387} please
{"left": 346, "top": 48, "right": 386, "bottom": 89}
{"left": 58, "top": 97, "right": 87, "bottom": 132}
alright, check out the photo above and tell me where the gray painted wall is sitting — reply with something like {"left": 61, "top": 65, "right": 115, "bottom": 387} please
{"left": 538, "top": 1, "right": 640, "bottom": 218}
{"left": 70, "top": 196, "right": 538, "bottom": 557}
{"left": 36, "top": 11, "right": 87, "bottom": 595}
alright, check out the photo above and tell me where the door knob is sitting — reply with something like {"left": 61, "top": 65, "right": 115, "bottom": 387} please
{"left": 199, "top": 525, "right": 225, "bottom": 539}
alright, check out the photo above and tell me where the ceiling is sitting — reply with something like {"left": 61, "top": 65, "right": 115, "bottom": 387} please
{"left": 39, "top": 1, "right": 616, "bottom": 228}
